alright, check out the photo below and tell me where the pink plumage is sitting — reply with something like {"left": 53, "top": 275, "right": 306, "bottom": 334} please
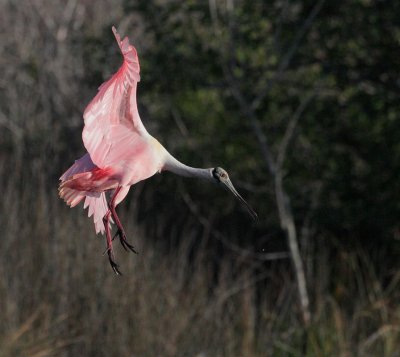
{"left": 59, "top": 27, "right": 165, "bottom": 274}
{"left": 59, "top": 27, "right": 257, "bottom": 274}
{"left": 59, "top": 153, "right": 112, "bottom": 234}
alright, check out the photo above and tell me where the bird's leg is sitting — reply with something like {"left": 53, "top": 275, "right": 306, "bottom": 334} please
{"left": 103, "top": 210, "right": 122, "bottom": 275}
{"left": 109, "top": 187, "right": 138, "bottom": 254}
{"left": 110, "top": 210, "right": 138, "bottom": 253}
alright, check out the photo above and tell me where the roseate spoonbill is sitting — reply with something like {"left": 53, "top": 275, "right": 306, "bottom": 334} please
{"left": 59, "top": 27, "right": 257, "bottom": 274}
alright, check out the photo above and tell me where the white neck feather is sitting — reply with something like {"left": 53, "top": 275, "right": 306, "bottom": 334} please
{"left": 162, "top": 153, "right": 213, "bottom": 181}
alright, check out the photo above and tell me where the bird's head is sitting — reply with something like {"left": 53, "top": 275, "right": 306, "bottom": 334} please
{"left": 211, "top": 167, "right": 258, "bottom": 221}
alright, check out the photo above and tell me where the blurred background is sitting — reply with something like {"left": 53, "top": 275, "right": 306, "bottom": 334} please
{"left": 0, "top": 0, "right": 399, "bottom": 356}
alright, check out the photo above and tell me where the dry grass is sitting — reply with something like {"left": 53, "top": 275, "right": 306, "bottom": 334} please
{"left": 0, "top": 1, "right": 399, "bottom": 356}
{"left": 0, "top": 165, "right": 399, "bottom": 356}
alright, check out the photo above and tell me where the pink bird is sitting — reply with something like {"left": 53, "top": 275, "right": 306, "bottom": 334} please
{"left": 59, "top": 27, "right": 257, "bottom": 274}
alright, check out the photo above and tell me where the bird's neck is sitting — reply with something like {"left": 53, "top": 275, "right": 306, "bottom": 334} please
{"left": 163, "top": 154, "right": 213, "bottom": 181}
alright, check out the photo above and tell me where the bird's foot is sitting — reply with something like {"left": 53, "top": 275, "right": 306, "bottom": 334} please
{"left": 113, "top": 229, "right": 138, "bottom": 254}
{"left": 106, "top": 249, "right": 122, "bottom": 275}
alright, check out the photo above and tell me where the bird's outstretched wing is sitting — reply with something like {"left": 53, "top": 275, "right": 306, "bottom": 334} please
{"left": 82, "top": 26, "right": 148, "bottom": 168}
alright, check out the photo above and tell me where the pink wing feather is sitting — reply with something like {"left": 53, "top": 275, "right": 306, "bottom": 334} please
{"left": 82, "top": 26, "right": 148, "bottom": 169}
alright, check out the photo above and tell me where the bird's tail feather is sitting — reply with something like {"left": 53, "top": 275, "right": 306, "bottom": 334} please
{"left": 59, "top": 154, "right": 112, "bottom": 235}
{"left": 84, "top": 192, "right": 111, "bottom": 235}
{"left": 59, "top": 187, "right": 110, "bottom": 235}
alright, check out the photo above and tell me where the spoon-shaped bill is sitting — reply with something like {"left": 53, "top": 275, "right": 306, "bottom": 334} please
{"left": 222, "top": 179, "right": 258, "bottom": 221}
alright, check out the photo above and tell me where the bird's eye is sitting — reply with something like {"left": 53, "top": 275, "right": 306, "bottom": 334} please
{"left": 212, "top": 168, "right": 228, "bottom": 181}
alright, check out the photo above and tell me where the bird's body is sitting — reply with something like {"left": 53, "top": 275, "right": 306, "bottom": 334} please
{"left": 59, "top": 27, "right": 257, "bottom": 274}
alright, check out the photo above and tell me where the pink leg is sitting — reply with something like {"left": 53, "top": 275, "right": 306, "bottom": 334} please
{"left": 109, "top": 187, "right": 138, "bottom": 254}
{"left": 103, "top": 210, "right": 122, "bottom": 275}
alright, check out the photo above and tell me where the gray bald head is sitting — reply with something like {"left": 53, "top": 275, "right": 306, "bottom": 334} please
{"left": 211, "top": 167, "right": 258, "bottom": 220}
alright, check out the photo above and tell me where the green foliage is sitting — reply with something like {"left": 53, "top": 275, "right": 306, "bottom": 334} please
{"left": 122, "top": 0, "right": 400, "bottom": 261}
{"left": 1, "top": 0, "right": 400, "bottom": 354}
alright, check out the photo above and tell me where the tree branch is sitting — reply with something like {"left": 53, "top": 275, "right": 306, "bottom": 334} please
{"left": 211, "top": 0, "right": 322, "bottom": 326}
{"left": 276, "top": 90, "right": 316, "bottom": 170}
{"left": 251, "top": 0, "right": 326, "bottom": 112}
{"left": 224, "top": 66, "right": 277, "bottom": 175}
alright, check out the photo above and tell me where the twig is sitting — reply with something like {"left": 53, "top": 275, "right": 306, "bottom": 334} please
{"left": 276, "top": 90, "right": 316, "bottom": 170}
{"left": 224, "top": 66, "right": 276, "bottom": 175}
{"left": 181, "top": 190, "right": 289, "bottom": 262}
{"left": 251, "top": 0, "right": 326, "bottom": 112}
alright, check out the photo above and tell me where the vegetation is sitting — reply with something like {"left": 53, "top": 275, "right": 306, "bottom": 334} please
{"left": 0, "top": 0, "right": 399, "bottom": 355}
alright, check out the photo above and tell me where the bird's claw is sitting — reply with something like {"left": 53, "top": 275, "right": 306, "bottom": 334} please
{"left": 107, "top": 250, "right": 122, "bottom": 275}
{"left": 113, "top": 229, "right": 138, "bottom": 254}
